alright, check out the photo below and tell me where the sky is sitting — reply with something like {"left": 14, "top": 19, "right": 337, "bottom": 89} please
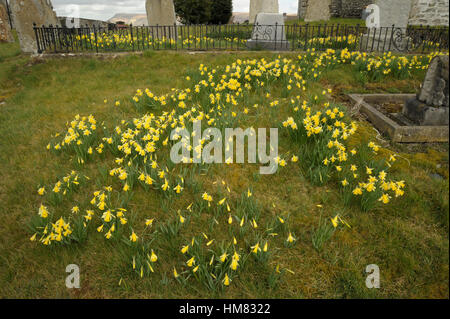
{"left": 51, "top": 0, "right": 299, "bottom": 21}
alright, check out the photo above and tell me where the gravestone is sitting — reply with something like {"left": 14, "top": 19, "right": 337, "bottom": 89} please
{"left": 375, "top": 0, "right": 412, "bottom": 29}
{"left": 361, "top": 0, "right": 413, "bottom": 51}
{"left": 304, "top": 0, "right": 331, "bottom": 22}
{"left": 146, "top": 0, "right": 177, "bottom": 39}
{"left": 10, "top": 0, "right": 59, "bottom": 53}
{"left": 0, "top": 1, "right": 13, "bottom": 42}
{"left": 246, "top": 13, "right": 290, "bottom": 50}
{"left": 249, "top": 0, "right": 279, "bottom": 24}
{"left": 403, "top": 55, "right": 449, "bottom": 126}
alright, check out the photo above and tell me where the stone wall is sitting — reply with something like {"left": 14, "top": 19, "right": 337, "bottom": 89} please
{"left": 409, "top": 0, "right": 449, "bottom": 26}
{"left": 299, "top": 0, "right": 449, "bottom": 25}
{"left": 340, "top": 0, "right": 372, "bottom": 17}
{"left": 298, "top": 0, "right": 370, "bottom": 19}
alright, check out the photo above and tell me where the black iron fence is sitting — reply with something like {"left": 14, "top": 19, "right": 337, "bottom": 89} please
{"left": 33, "top": 23, "right": 449, "bottom": 54}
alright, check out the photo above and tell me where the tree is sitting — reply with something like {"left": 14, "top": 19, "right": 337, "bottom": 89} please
{"left": 174, "top": 0, "right": 212, "bottom": 25}
{"left": 210, "top": 0, "right": 233, "bottom": 25}
{"left": 174, "top": 0, "right": 233, "bottom": 25}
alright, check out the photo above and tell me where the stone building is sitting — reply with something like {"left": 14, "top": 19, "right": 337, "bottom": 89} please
{"left": 59, "top": 17, "right": 112, "bottom": 29}
{"left": 298, "top": 0, "right": 449, "bottom": 26}
{"left": 409, "top": 0, "right": 449, "bottom": 26}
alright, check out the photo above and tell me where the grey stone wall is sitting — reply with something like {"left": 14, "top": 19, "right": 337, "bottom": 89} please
{"left": 340, "top": 0, "right": 372, "bottom": 17}
{"left": 298, "top": 0, "right": 449, "bottom": 25}
{"left": 298, "top": 0, "right": 370, "bottom": 19}
{"left": 409, "top": 0, "right": 449, "bottom": 26}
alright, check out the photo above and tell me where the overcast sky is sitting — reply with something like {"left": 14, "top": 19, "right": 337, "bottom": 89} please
{"left": 51, "top": 0, "right": 299, "bottom": 21}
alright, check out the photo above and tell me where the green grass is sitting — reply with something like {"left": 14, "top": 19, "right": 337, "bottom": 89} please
{"left": 0, "top": 38, "right": 448, "bottom": 299}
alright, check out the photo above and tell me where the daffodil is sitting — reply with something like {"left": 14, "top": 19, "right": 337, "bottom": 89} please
{"left": 181, "top": 245, "right": 189, "bottom": 254}
{"left": 331, "top": 216, "right": 339, "bottom": 228}
{"left": 219, "top": 252, "right": 228, "bottom": 263}
{"left": 149, "top": 250, "right": 158, "bottom": 262}
{"left": 251, "top": 243, "right": 260, "bottom": 254}
{"left": 38, "top": 204, "right": 49, "bottom": 218}
{"left": 286, "top": 232, "right": 296, "bottom": 243}
{"left": 37, "top": 187, "right": 45, "bottom": 196}
{"left": 130, "top": 231, "right": 138, "bottom": 242}
{"left": 223, "top": 273, "right": 231, "bottom": 286}
{"left": 174, "top": 184, "right": 183, "bottom": 194}
{"left": 378, "top": 194, "right": 391, "bottom": 204}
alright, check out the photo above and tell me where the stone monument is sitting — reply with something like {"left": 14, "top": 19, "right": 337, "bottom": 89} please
{"left": 10, "top": 0, "right": 59, "bottom": 53}
{"left": 304, "top": 0, "right": 331, "bottom": 22}
{"left": 146, "top": 0, "right": 177, "bottom": 39}
{"left": 0, "top": 1, "right": 14, "bottom": 42}
{"left": 403, "top": 55, "right": 449, "bottom": 126}
{"left": 375, "top": 0, "right": 412, "bottom": 29}
{"left": 246, "top": 13, "right": 290, "bottom": 50}
{"left": 361, "top": 0, "right": 413, "bottom": 51}
{"left": 249, "top": 0, "right": 279, "bottom": 24}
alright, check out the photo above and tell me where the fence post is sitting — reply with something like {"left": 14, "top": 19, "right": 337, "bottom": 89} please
{"left": 142, "top": 24, "right": 145, "bottom": 50}
{"left": 304, "top": 23, "right": 309, "bottom": 50}
{"left": 49, "top": 24, "right": 57, "bottom": 53}
{"left": 274, "top": 22, "right": 278, "bottom": 51}
{"left": 388, "top": 24, "right": 395, "bottom": 52}
{"left": 130, "top": 23, "right": 134, "bottom": 51}
{"left": 33, "top": 23, "right": 42, "bottom": 54}
{"left": 355, "top": 24, "right": 360, "bottom": 51}
{"left": 93, "top": 24, "right": 99, "bottom": 53}
{"left": 292, "top": 24, "right": 296, "bottom": 51}
{"left": 174, "top": 22, "right": 177, "bottom": 50}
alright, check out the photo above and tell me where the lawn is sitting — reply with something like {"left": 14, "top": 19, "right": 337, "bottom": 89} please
{"left": 0, "top": 37, "right": 448, "bottom": 299}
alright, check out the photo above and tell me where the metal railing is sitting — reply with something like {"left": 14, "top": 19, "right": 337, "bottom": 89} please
{"left": 33, "top": 23, "right": 449, "bottom": 54}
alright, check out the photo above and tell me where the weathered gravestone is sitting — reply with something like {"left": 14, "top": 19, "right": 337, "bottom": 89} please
{"left": 249, "top": 0, "right": 279, "bottom": 24}
{"left": 247, "top": 13, "right": 290, "bottom": 50}
{"left": 146, "top": 0, "right": 177, "bottom": 39}
{"left": 304, "top": 0, "right": 331, "bottom": 22}
{"left": 403, "top": 55, "right": 449, "bottom": 126}
{"left": 10, "top": 0, "right": 59, "bottom": 53}
{"left": 375, "top": 0, "right": 412, "bottom": 29}
{"left": 361, "top": 0, "right": 413, "bottom": 51}
{"left": 0, "top": 1, "right": 14, "bottom": 43}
